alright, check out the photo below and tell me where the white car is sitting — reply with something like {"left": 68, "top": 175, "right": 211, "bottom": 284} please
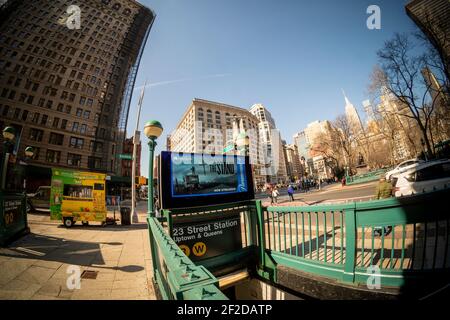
{"left": 392, "top": 159, "right": 450, "bottom": 197}
{"left": 385, "top": 159, "right": 425, "bottom": 181}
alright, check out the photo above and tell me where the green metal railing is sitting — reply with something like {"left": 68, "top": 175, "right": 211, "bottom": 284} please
{"left": 148, "top": 187, "right": 449, "bottom": 299}
{"left": 147, "top": 215, "right": 227, "bottom": 300}
{"left": 258, "top": 187, "right": 450, "bottom": 287}
{"left": 345, "top": 168, "right": 390, "bottom": 185}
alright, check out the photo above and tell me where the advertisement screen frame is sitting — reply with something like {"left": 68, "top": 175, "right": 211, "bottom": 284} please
{"left": 159, "top": 151, "right": 254, "bottom": 209}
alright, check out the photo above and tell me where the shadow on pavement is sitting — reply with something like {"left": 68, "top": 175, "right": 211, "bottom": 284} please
{"left": 0, "top": 233, "right": 144, "bottom": 273}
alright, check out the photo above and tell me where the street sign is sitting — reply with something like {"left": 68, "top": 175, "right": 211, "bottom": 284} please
{"left": 118, "top": 154, "right": 133, "bottom": 160}
{"left": 223, "top": 145, "right": 235, "bottom": 153}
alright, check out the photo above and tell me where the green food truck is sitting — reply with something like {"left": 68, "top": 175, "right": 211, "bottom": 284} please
{"left": 50, "top": 168, "right": 107, "bottom": 227}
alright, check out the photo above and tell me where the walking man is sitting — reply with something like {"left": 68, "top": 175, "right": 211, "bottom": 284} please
{"left": 287, "top": 185, "right": 295, "bottom": 202}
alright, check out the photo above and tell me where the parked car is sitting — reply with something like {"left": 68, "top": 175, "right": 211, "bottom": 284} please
{"left": 385, "top": 158, "right": 425, "bottom": 181}
{"left": 392, "top": 159, "right": 450, "bottom": 197}
{"left": 27, "top": 186, "right": 51, "bottom": 212}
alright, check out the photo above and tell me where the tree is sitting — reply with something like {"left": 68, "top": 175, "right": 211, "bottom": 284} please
{"left": 310, "top": 115, "right": 362, "bottom": 176}
{"left": 371, "top": 33, "right": 449, "bottom": 158}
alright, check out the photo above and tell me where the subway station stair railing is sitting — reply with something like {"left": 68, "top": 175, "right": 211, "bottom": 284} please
{"left": 148, "top": 186, "right": 450, "bottom": 300}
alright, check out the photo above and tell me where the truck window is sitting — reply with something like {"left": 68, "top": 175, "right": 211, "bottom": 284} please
{"left": 94, "top": 183, "right": 104, "bottom": 190}
{"left": 63, "top": 184, "right": 93, "bottom": 198}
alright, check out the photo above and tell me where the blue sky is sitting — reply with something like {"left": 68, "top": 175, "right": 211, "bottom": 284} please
{"left": 127, "top": 0, "right": 417, "bottom": 177}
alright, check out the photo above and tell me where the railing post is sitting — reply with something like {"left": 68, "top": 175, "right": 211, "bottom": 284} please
{"left": 147, "top": 216, "right": 159, "bottom": 279}
{"left": 255, "top": 200, "right": 265, "bottom": 267}
{"left": 343, "top": 203, "right": 357, "bottom": 283}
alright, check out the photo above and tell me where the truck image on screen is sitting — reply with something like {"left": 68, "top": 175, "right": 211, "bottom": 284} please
{"left": 50, "top": 168, "right": 107, "bottom": 228}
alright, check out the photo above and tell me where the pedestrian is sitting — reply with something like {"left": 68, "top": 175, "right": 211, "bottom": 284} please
{"left": 374, "top": 177, "right": 393, "bottom": 236}
{"left": 267, "top": 186, "right": 274, "bottom": 205}
{"left": 287, "top": 185, "right": 295, "bottom": 202}
{"left": 272, "top": 187, "right": 280, "bottom": 204}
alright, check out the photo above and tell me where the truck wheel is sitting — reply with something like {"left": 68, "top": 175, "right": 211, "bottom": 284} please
{"left": 63, "top": 218, "right": 73, "bottom": 228}
{"left": 82, "top": 221, "right": 89, "bottom": 226}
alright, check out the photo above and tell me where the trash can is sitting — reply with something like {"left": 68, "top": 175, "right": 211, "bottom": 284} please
{"left": 120, "top": 207, "right": 131, "bottom": 225}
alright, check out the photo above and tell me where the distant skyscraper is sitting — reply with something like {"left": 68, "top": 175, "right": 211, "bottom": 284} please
{"left": 250, "top": 104, "right": 288, "bottom": 184}
{"left": 343, "top": 91, "right": 364, "bottom": 137}
{"left": 303, "top": 120, "right": 331, "bottom": 157}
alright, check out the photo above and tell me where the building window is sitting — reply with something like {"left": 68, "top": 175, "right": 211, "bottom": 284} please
{"left": 69, "top": 137, "right": 84, "bottom": 149}
{"left": 1, "top": 105, "right": 9, "bottom": 117}
{"left": 72, "top": 122, "right": 79, "bottom": 132}
{"left": 67, "top": 153, "right": 82, "bottom": 167}
{"left": 49, "top": 132, "right": 64, "bottom": 145}
{"left": 80, "top": 124, "right": 87, "bottom": 134}
{"left": 76, "top": 108, "right": 82, "bottom": 117}
{"left": 88, "top": 156, "right": 102, "bottom": 169}
{"left": 40, "top": 114, "right": 48, "bottom": 125}
{"left": 83, "top": 110, "right": 90, "bottom": 119}
{"left": 21, "top": 110, "right": 28, "bottom": 121}
{"left": 93, "top": 141, "right": 103, "bottom": 153}
{"left": 29, "top": 128, "right": 43, "bottom": 142}
{"left": 32, "top": 113, "right": 39, "bottom": 123}
{"left": 61, "top": 119, "right": 68, "bottom": 130}
{"left": 14, "top": 108, "right": 21, "bottom": 119}
{"left": 46, "top": 149, "right": 60, "bottom": 164}
{"left": 52, "top": 117, "right": 60, "bottom": 128}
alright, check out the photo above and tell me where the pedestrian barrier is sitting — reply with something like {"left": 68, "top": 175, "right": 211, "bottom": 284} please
{"left": 148, "top": 187, "right": 450, "bottom": 299}
{"left": 345, "top": 168, "right": 390, "bottom": 185}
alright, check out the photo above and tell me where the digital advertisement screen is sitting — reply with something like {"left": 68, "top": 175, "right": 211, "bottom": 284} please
{"left": 171, "top": 153, "right": 248, "bottom": 197}
{"left": 159, "top": 151, "right": 254, "bottom": 209}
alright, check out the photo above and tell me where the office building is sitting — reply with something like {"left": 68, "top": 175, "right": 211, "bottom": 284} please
{"left": 121, "top": 137, "right": 141, "bottom": 178}
{"left": 168, "top": 98, "right": 265, "bottom": 187}
{"left": 250, "top": 104, "right": 288, "bottom": 184}
{"left": 406, "top": 0, "right": 450, "bottom": 79}
{"left": 0, "top": 0, "right": 154, "bottom": 190}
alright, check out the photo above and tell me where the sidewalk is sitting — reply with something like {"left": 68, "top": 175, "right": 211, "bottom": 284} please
{"left": 0, "top": 210, "right": 155, "bottom": 300}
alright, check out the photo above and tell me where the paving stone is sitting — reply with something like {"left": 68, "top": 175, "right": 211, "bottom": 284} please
{"left": 0, "top": 259, "right": 36, "bottom": 286}
{"left": 32, "top": 260, "right": 64, "bottom": 270}
{"left": 15, "top": 265, "right": 57, "bottom": 285}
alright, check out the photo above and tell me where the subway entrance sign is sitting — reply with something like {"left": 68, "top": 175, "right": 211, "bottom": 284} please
{"left": 171, "top": 211, "right": 242, "bottom": 262}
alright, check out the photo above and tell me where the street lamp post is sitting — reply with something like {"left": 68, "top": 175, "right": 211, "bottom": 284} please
{"left": 23, "top": 146, "right": 35, "bottom": 190}
{"left": 144, "top": 120, "right": 163, "bottom": 218}
{"left": 1, "top": 127, "right": 16, "bottom": 190}
{"left": 131, "top": 82, "right": 146, "bottom": 224}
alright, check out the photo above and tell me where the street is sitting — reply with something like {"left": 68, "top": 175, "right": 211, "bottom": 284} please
{"left": 256, "top": 181, "right": 378, "bottom": 206}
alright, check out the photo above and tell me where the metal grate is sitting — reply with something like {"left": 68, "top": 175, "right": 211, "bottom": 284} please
{"left": 81, "top": 270, "right": 98, "bottom": 280}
